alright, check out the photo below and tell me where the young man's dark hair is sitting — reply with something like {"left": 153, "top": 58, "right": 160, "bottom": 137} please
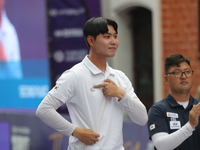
{"left": 36, "top": 17, "right": 148, "bottom": 150}
{"left": 83, "top": 17, "right": 118, "bottom": 48}
{"left": 165, "top": 54, "right": 191, "bottom": 74}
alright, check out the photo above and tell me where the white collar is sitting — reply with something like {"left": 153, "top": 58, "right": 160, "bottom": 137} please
{"left": 177, "top": 101, "right": 189, "bottom": 109}
{"left": 82, "top": 55, "right": 115, "bottom": 75}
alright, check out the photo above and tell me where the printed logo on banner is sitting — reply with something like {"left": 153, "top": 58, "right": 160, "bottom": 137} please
{"left": 18, "top": 84, "right": 49, "bottom": 98}
{"left": 0, "top": 79, "right": 49, "bottom": 109}
{"left": 48, "top": 0, "right": 101, "bottom": 84}
{"left": 11, "top": 125, "right": 31, "bottom": 149}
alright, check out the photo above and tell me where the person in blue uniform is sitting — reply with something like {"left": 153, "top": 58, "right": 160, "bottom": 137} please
{"left": 148, "top": 54, "right": 200, "bottom": 150}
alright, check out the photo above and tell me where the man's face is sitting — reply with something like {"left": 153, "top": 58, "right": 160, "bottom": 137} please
{"left": 91, "top": 25, "right": 119, "bottom": 58}
{"left": 164, "top": 62, "right": 194, "bottom": 94}
{"left": 0, "top": 0, "right": 5, "bottom": 9}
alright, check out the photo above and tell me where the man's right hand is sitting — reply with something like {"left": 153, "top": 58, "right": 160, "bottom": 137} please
{"left": 189, "top": 103, "right": 200, "bottom": 128}
{"left": 72, "top": 127, "right": 100, "bottom": 145}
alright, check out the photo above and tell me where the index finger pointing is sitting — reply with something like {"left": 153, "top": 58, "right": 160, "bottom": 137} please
{"left": 93, "top": 84, "right": 106, "bottom": 88}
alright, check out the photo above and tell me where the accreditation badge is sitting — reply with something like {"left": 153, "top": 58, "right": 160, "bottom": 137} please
{"left": 170, "top": 121, "right": 181, "bottom": 129}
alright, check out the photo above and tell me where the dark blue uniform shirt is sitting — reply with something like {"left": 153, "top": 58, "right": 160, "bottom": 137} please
{"left": 148, "top": 94, "right": 200, "bottom": 150}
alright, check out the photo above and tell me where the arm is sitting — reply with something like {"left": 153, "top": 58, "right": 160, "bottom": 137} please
{"left": 36, "top": 93, "right": 100, "bottom": 145}
{"left": 36, "top": 94, "right": 76, "bottom": 137}
{"left": 119, "top": 93, "right": 148, "bottom": 126}
{"left": 149, "top": 103, "right": 200, "bottom": 149}
{"left": 152, "top": 122, "right": 194, "bottom": 150}
{"left": 93, "top": 79, "right": 148, "bottom": 126}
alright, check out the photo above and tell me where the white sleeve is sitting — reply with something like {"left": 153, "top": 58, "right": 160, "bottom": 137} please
{"left": 152, "top": 122, "right": 194, "bottom": 150}
{"left": 119, "top": 93, "right": 148, "bottom": 126}
{"left": 36, "top": 93, "right": 76, "bottom": 137}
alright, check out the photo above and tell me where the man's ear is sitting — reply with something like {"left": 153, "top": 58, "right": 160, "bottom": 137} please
{"left": 87, "top": 35, "right": 95, "bottom": 46}
{"left": 164, "top": 74, "right": 169, "bottom": 85}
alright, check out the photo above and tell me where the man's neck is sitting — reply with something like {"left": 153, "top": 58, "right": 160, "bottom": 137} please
{"left": 88, "top": 54, "right": 107, "bottom": 72}
{"left": 170, "top": 92, "right": 190, "bottom": 102}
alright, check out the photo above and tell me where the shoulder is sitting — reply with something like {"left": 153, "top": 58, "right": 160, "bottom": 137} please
{"left": 111, "top": 69, "right": 132, "bottom": 87}
{"left": 148, "top": 99, "right": 167, "bottom": 114}
{"left": 112, "top": 68, "right": 125, "bottom": 75}
{"left": 56, "top": 62, "right": 84, "bottom": 82}
{"left": 110, "top": 68, "right": 128, "bottom": 79}
{"left": 70, "top": 61, "right": 85, "bottom": 71}
{"left": 190, "top": 96, "right": 200, "bottom": 104}
{"left": 153, "top": 99, "right": 167, "bottom": 107}
{"left": 66, "top": 62, "right": 88, "bottom": 76}
{"left": 2, "top": 12, "right": 16, "bottom": 33}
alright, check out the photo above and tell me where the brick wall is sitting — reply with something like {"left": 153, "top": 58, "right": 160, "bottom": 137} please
{"left": 161, "top": 0, "right": 200, "bottom": 98}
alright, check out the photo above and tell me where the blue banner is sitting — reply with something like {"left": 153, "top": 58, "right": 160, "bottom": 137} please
{"left": 0, "top": 112, "right": 153, "bottom": 150}
{"left": 0, "top": 0, "right": 50, "bottom": 110}
{"left": 48, "top": 0, "right": 101, "bottom": 83}
{"left": 0, "top": 78, "right": 49, "bottom": 110}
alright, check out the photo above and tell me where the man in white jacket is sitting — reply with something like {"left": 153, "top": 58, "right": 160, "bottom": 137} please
{"left": 0, "top": 0, "right": 22, "bottom": 79}
{"left": 36, "top": 17, "right": 148, "bottom": 150}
